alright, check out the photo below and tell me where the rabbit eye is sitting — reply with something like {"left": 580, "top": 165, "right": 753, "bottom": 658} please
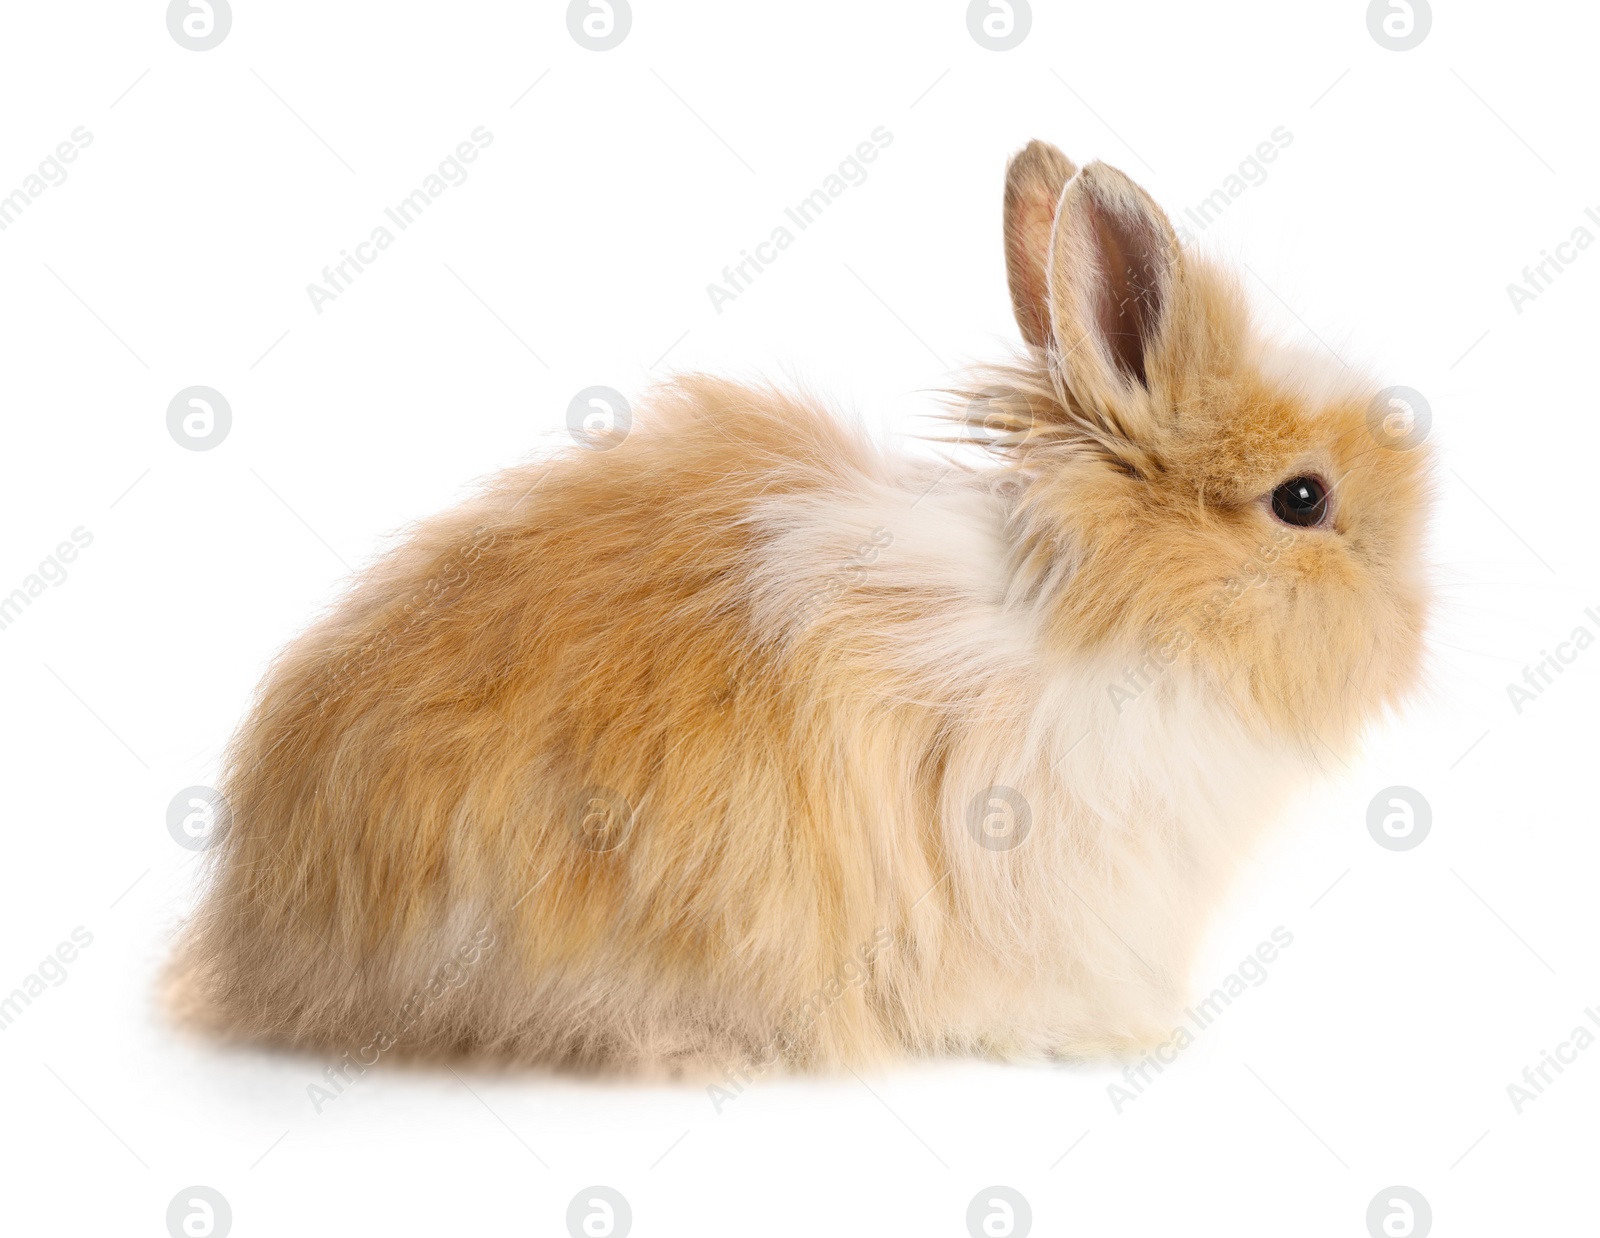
{"left": 1270, "top": 476, "right": 1329, "bottom": 527}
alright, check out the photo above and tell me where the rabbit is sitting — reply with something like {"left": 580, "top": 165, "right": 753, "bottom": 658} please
{"left": 171, "top": 140, "right": 1431, "bottom": 1079}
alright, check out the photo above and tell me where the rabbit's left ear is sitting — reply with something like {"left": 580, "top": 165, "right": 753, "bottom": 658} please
{"left": 1046, "top": 161, "right": 1180, "bottom": 407}
{"left": 1003, "top": 140, "right": 1077, "bottom": 349}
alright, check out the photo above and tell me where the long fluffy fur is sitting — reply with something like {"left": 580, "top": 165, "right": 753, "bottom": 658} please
{"left": 171, "top": 147, "right": 1430, "bottom": 1077}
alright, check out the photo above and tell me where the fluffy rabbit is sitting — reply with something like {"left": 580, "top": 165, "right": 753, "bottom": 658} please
{"left": 173, "top": 142, "right": 1430, "bottom": 1077}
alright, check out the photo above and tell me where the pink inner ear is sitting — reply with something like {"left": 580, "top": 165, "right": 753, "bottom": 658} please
{"left": 1084, "top": 197, "right": 1167, "bottom": 387}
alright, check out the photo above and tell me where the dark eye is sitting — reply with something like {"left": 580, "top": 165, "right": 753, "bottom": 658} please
{"left": 1270, "top": 476, "right": 1329, "bottom": 527}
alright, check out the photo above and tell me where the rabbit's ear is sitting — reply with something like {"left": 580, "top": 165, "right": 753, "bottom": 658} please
{"left": 1047, "top": 161, "right": 1179, "bottom": 404}
{"left": 1003, "top": 141, "right": 1076, "bottom": 349}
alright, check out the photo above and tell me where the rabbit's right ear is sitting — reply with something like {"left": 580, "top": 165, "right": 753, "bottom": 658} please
{"left": 1045, "top": 161, "right": 1180, "bottom": 410}
{"left": 1003, "top": 140, "right": 1077, "bottom": 349}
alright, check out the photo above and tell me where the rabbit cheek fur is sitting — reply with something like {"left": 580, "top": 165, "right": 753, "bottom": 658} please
{"left": 173, "top": 143, "right": 1429, "bottom": 1075}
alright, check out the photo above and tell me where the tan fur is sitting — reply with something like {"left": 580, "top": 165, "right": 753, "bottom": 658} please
{"left": 172, "top": 144, "right": 1431, "bottom": 1076}
{"left": 1003, "top": 140, "right": 1077, "bottom": 349}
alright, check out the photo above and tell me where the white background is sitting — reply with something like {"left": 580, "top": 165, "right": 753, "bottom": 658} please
{"left": 0, "top": 1, "right": 1595, "bottom": 1234}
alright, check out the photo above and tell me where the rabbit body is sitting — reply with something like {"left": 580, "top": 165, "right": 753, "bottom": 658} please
{"left": 176, "top": 145, "right": 1428, "bottom": 1075}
